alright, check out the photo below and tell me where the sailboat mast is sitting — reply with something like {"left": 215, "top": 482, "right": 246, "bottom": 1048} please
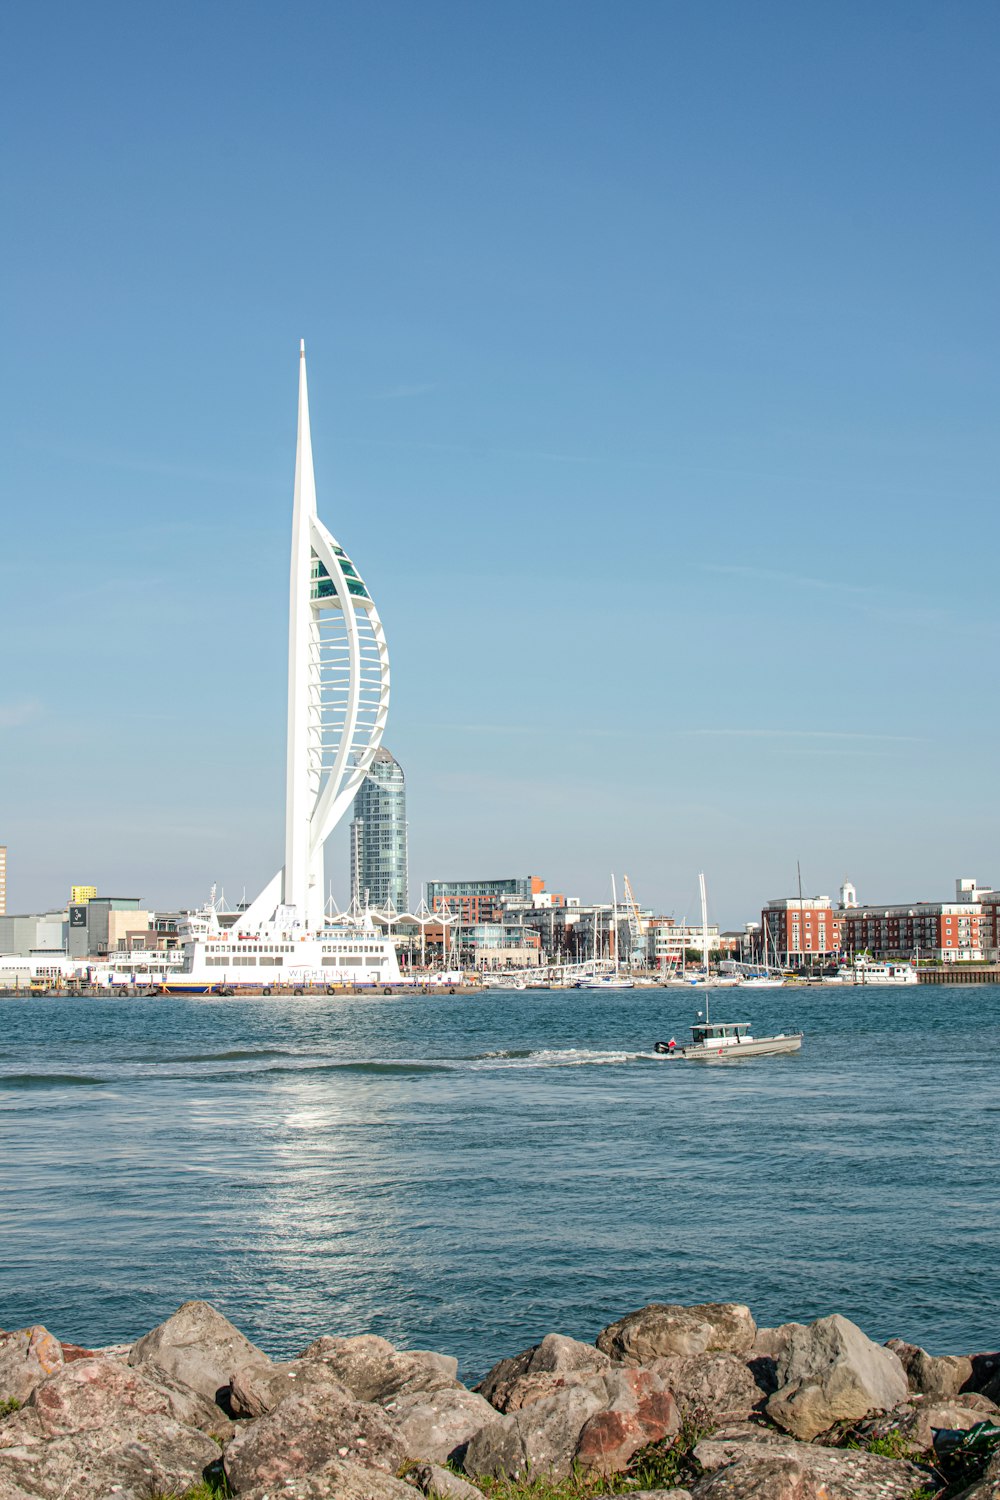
{"left": 699, "top": 871, "right": 709, "bottom": 1025}
{"left": 611, "top": 873, "right": 619, "bottom": 972}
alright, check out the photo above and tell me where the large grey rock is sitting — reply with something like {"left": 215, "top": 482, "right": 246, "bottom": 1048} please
{"left": 224, "top": 1387, "right": 406, "bottom": 1493}
{"left": 128, "top": 1299, "right": 270, "bottom": 1404}
{"left": 598, "top": 1303, "right": 757, "bottom": 1364}
{"left": 299, "top": 1334, "right": 457, "bottom": 1404}
{"left": 650, "top": 1352, "right": 761, "bottom": 1422}
{"left": 386, "top": 1384, "right": 503, "bottom": 1464}
{"left": 765, "top": 1314, "right": 908, "bottom": 1441}
{"left": 464, "top": 1384, "right": 604, "bottom": 1480}
{"left": 238, "top": 1457, "right": 417, "bottom": 1500}
{"left": 229, "top": 1356, "right": 350, "bottom": 1419}
{"left": 0, "top": 1357, "right": 219, "bottom": 1500}
{"left": 478, "top": 1333, "right": 611, "bottom": 1412}
{"left": 464, "top": 1362, "right": 680, "bottom": 1481}
{"left": 692, "top": 1433, "right": 927, "bottom": 1500}
{"left": 411, "top": 1461, "right": 487, "bottom": 1499}
{"left": 0, "top": 1331, "right": 64, "bottom": 1406}
{"left": 887, "top": 1338, "right": 974, "bottom": 1400}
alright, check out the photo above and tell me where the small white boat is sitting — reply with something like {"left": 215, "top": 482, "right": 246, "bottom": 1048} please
{"left": 655, "top": 1020, "right": 803, "bottom": 1060}
{"left": 740, "top": 975, "right": 785, "bottom": 989}
{"left": 577, "top": 974, "right": 635, "bottom": 989}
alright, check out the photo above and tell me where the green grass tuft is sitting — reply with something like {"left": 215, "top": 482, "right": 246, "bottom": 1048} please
{"left": 0, "top": 1398, "right": 22, "bottom": 1419}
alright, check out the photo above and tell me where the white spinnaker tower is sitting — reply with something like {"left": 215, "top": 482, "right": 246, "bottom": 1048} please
{"left": 237, "top": 343, "right": 390, "bottom": 933}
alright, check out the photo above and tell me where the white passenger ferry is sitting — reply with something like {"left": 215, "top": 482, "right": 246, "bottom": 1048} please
{"left": 132, "top": 900, "right": 403, "bottom": 993}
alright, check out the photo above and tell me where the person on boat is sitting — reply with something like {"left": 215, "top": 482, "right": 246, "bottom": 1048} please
{"left": 667, "top": 1037, "right": 676, "bottom": 1051}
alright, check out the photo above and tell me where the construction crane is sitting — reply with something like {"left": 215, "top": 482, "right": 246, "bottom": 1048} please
{"left": 621, "top": 874, "right": 646, "bottom": 967}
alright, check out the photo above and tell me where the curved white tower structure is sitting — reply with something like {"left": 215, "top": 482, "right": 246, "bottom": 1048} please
{"left": 238, "top": 343, "right": 390, "bottom": 933}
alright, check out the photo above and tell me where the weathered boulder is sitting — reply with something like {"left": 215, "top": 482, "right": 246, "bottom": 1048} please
{"left": 229, "top": 1356, "right": 350, "bottom": 1419}
{"left": 464, "top": 1362, "right": 680, "bottom": 1481}
{"left": 887, "top": 1338, "right": 974, "bottom": 1400}
{"left": 478, "top": 1332, "right": 611, "bottom": 1412}
{"left": 0, "top": 1356, "right": 229, "bottom": 1444}
{"left": 411, "top": 1460, "right": 487, "bottom": 1498}
{"left": 692, "top": 1433, "right": 927, "bottom": 1500}
{"left": 746, "top": 1324, "right": 806, "bottom": 1397}
{"left": 894, "top": 1394, "right": 999, "bottom": 1451}
{"left": 598, "top": 1304, "right": 757, "bottom": 1364}
{"left": 238, "top": 1457, "right": 418, "bottom": 1500}
{"left": 223, "top": 1387, "right": 406, "bottom": 1493}
{"left": 650, "top": 1353, "right": 761, "bottom": 1423}
{"left": 0, "top": 1359, "right": 220, "bottom": 1500}
{"left": 574, "top": 1366, "right": 679, "bottom": 1475}
{"left": 299, "top": 1334, "right": 458, "bottom": 1403}
{"left": 464, "top": 1384, "right": 604, "bottom": 1480}
{"left": 128, "top": 1299, "right": 270, "bottom": 1405}
{"left": 765, "top": 1314, "right": 908, "bottom": 1441}
{"left": 385, "top": 1384, "right": 504, "bottom": 1465}
{"left": 0, "top": 1330, "right": 63, "bottom": 1406}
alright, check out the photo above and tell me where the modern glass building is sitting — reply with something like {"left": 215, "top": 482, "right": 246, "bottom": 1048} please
{"left": 350, "top": 747, "right": 408, "bottom": 910}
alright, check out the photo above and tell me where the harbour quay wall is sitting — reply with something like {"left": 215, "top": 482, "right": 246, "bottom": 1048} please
{"left": 917, "top": 965, "right": 1000, "bottom": 984}
{"left": 1, "top": 1298, "right": 998, "bottom": 1500}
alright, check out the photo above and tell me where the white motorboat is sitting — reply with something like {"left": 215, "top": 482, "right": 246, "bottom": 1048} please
{"left": 836, "top": 959, "right": 918, "bottom": 986}
{"left": 655, "top": 1021, "right": 803, "bottom": 1060}
{"left": 578, "top": 974, "right": 636, "bottom": 989}
{"left": 740, "top": 975, "right": 785, "bottom": 989}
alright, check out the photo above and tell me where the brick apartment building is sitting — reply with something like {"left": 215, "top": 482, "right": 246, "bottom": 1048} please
{"left": 760, "top": 897, "right": 843, "bottom": 967}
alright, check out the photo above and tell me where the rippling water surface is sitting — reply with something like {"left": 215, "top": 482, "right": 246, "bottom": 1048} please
{"left": 1, "top": 985, "right": 997, "bottom": 1379}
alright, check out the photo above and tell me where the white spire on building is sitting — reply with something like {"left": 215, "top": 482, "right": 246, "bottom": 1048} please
{"left": 236, "top": 343, "right": 391, "bottom": 933}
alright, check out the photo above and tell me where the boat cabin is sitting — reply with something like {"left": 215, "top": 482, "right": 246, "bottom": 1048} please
{"left": 690, "top": 1022, "right": 751, "bottom": 1047}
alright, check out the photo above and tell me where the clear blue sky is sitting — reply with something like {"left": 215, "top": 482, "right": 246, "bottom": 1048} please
{"left": 2, "top": 0, "right": 998, "bottom": 926}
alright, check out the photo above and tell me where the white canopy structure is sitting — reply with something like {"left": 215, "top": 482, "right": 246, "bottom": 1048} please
{"left": 237, "top": 343, "right": 390, "bottom": 934}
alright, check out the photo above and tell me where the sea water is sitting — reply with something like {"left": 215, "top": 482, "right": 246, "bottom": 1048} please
{"left": 1, "top": 984, "right": 997, "bottom": 1380}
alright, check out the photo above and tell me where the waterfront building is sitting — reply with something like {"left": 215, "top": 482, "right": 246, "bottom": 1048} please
{"left": 350, "top": 746, "right": 408, "bottom": 910}
{"left": 425, "top": 876, "right": 549, "bottom": 925}
{"left": 67, "top": 897, "right": 148, "bottom": 959}
{"left": 647, "top": 915, "right": 722, "bottom": 971}
{"left": 842, "top": 899, "right": 982, "bottom": 963}
{"left": 760, "top": 896, "right": 843, "bottom": 967}
{"left": 0, "top": 909, "right": 68, "bottom": 957}
{"left": 0, "top": 845, "right": 6, "bottom": 915}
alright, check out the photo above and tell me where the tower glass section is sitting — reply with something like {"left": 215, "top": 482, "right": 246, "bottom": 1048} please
{"left": 350, "top": 747, "right": 408, "bottom": 910}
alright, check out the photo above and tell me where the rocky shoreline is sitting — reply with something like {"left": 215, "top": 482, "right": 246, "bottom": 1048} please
{"left": 1, "top": 1300, "right": 998, "bottom": 1500}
